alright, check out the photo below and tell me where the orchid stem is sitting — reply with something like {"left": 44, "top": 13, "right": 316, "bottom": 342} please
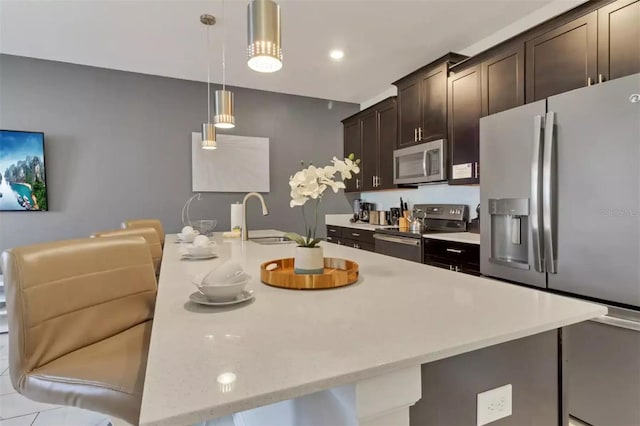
{"left": 313, "top": 198, "right": 320, "bottom": 242}
{"left": 301, "top": 203, "right": 308, "bottom": 245}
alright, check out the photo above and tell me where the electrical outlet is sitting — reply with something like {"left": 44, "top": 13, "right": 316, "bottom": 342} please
{"left": 477, "top": 384, "right": 512, "bottom": 426}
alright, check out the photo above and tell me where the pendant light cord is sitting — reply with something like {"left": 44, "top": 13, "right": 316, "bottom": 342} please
{"left": 207, "top": 24, "right": 211, "bottom": 123}
{"left": 222, "top": 0, "right": 226, "bottom": 91}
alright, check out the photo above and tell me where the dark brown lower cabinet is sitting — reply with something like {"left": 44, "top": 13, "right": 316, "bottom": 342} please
{"left": 325, "top": 226, "right": 374, "bottom": 252}
{"left": 423, "top": 238, "right": 480, "bottom": 275}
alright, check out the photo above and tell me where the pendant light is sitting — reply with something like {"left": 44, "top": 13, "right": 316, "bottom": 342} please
{"left": 214, "top": 0, "right": 235, "bottom": 128}
{"left": 247, "top": 0, "right": 282, "bottom": 73}
{"left": 201, "top": 14, "right": 217, "bottom": 150}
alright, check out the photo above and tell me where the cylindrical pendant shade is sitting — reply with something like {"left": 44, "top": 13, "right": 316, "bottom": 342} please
{"left": 247, "top": 0, "right": 282, "bottom": 73}
{"left": 214, "top": 90, "right": 235, "bottom": 128}
{"left": 201, "top": 123, "right": 217, "bottom": 150}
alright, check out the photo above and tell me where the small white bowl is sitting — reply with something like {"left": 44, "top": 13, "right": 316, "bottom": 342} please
{"left": 192, "top": 274, "right": 249, "bottom": 301}
{"left": 205, "top": 261, "right": 244, "bottom": 283}
{"left": 178, "top": 231, "right": 199, "bottom": 243}
{"left": 185, "top": 244, "right": 216, "bottom": 257}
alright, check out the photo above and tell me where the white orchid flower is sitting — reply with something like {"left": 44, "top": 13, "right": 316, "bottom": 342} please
{"left": 287, "top": 156, "right": 360, "bottom": 246}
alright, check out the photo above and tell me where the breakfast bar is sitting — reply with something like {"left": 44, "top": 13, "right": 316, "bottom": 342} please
{"left": 139, "top": 232, "right": 606, "bottom": 426}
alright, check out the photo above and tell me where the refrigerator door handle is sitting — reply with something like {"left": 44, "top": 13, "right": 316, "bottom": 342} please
{"left": 543, "top": 111, "right": 557, "bottom": 274}
{"left": 590, "top": 315, "right": 640, "bottom": 332}
{"left": 531, "top": 115, "right": 545, "bottom": 273}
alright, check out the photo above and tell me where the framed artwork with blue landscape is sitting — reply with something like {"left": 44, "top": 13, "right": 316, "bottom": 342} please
{"left": 0, "top": 130, "right": 48, "bottom": 211}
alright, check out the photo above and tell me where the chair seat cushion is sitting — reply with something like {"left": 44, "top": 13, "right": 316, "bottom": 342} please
{"left": 21, "top": 320, "right": 152, "bottom": 425}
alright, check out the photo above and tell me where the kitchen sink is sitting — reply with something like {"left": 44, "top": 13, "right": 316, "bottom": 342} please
{"left": 249, "top": 236, "right": 293, "bottom": 245}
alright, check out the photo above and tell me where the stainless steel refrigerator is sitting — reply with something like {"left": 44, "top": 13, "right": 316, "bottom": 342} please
{"left": 480, "top": 73, "right": 640, "bottom": 426}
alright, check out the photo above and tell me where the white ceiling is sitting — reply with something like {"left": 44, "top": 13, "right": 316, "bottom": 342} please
{"left": 0, "top": 0, "right": 553, "bottom": 104}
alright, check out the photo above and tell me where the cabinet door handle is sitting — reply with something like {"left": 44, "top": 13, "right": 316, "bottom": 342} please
{"left": 354, "top": 243, "right": 359, "bottom": 249}
{"left": 449, "top": 265, "right": 454, "bottom": 271}
{"left": 587, "top": 77, "right": 593, "bottom": 86}
{"left": 415, "top": 128, "right": 419, "bottom": 142}
{"left": 446, "top": 248, "right": 464, "bottom": 254}
{"left": 376, "top": 176, "right": 380, "bottom": 187}
{"left": 455, "top": 266, "right": 461, "bottom": 272}
{"left": 598, "top": 74, "right": 604, "bottom": 84}
{"left": 351, "top": 232, "right": 360, "bottom": 237}
{"left": 356, "top": 178, "right": 360, "bottom": 189}
{"left": 329, "top": 229, "right": 336, "bottom": 233}
{"left": 475, "top": 162, "right": 479, "bottom": 178}
{"left": 418, "top": 127, "right": 423, "bottom": 141}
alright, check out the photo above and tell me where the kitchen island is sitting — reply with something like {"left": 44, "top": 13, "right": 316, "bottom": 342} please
{"left": 139, "top": 231, "right": 606, "bottom": 426}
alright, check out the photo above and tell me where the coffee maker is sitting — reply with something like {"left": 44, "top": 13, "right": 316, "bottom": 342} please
{"left": 359, "top": 202, "right": 375, "bottom": 222}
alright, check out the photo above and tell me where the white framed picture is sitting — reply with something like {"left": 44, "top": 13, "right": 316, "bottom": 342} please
{"left": 191, "top": 132, "right": 270, "bottom": 193}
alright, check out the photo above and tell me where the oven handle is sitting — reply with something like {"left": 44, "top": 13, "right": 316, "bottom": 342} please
{"left": 422, "top": 150, "right": 428, "bottom": 177}
{"left": 373, "top": 234, "right": 421, "bottom": 246}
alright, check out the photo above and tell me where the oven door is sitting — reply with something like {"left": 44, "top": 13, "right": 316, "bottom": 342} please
{"left": 424, "top": 139, "right": 446, "bottom": 182}
{"left": 374, "top": 234, "right": 423, "bottom": 263}
{"left": 394, "top": 144, "right": 428, "bottom": 185}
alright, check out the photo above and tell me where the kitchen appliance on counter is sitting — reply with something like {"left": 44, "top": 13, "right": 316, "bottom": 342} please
{"left": 389, "top": 208, "right": 402, "bottom": 226}
{"left": 352, "top": 199, "right": 362, "bottom": 222}
{"left": 358, "top": 202, "right": 375, "bottom": 222}
{"left": 393, "top": 139, "right": 446, "bottom": 185}
{"left": 373, "top": 204, "right": 468, "bottom": 263}
{"left": 480, "top": 73, "right": 640, "bottom": 426}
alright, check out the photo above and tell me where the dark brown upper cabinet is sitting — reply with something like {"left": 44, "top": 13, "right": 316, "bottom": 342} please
{"left": 525, "top": 12, "right": 598, "bottom": 102}
{"left": 598, "top": 0, "right": 640, "bottom": 81}
{"left": 396, "top": 79, "right": 421, "bottom": 148}
{"left": 376, "top": 99, "right": 397, "bottom": 190}
{"left": 342, "top": 117, "right": 361, "bottom": 193}
{"left": 393, "top": 53, "right": 467, "bottom": 148}
{"left": 448, "top": 64, "right": 482, "bottom": 185}
{"left": 360, "top": 110, "right": 378, "bottom": 192}
{"left": 341, "top": 97, "right": 397, "bottom": 193}
{"left": 481, "top": 42, "right": 525, "bottom": 116}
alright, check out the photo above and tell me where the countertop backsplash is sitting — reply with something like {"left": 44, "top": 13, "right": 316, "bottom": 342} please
{"left": 359, "top": 183, "right": 480, "bottom": 216}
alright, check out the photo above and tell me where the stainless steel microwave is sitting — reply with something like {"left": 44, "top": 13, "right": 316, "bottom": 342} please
{"left": 393, "top": 139, "right": 447, "bottom": 184}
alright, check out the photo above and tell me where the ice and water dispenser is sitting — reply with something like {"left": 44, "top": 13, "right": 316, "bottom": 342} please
{"left": 488, "top": 198, "right": 530, "bottom": 269}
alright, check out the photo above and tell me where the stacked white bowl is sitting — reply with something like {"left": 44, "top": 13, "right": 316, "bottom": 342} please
{"left": 178, "top": 226, "right": 199, "bottom": 243}
{"left": 193, "top": 261, "right": 250, "bottom": 301}
{"left": 184, "top": 235, "right": 216, "bottom": 256}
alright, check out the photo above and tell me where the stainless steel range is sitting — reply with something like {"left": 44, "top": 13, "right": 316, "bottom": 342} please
{"left": 373, "top": 204, "right": 468, "bottom": 263}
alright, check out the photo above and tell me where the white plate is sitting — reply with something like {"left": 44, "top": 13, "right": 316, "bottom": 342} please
{"left": 180, "top": 253, "right": 218, "bottom": 260}
{"left": 189, "top": 289, "right": 255, "bottom": 306}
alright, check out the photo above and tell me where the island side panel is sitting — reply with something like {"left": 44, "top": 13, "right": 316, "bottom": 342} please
{"left": 410, "top": 330, "right": 559, "bottom": 426}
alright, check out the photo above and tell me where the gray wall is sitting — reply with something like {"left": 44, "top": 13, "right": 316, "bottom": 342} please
{"left": 0, "top": 54, "right": 358, "bottom": 253}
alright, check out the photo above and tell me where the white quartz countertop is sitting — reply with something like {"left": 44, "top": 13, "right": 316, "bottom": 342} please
{"left": 139, "top": 231, "right": 606, "bottom": 426}
{"left": 423, "top": 232, "right": 481, "bottom": 245}
{"left": 325, "top": 214, "right": 393, "bottom": 231}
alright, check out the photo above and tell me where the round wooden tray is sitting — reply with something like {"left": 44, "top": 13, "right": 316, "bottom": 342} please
{"left": 260, "top": 257, "right": 359, "bottom": 290}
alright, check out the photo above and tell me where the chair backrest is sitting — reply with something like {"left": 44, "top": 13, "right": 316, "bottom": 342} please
{"left": 92, "top": 227, "right": 162, "bottom": 275}
{"left": 122, "top": 219, "right": 165, "bottom": 247}
{"left": 1, "top": 237, "right": 157, "bottom": 386}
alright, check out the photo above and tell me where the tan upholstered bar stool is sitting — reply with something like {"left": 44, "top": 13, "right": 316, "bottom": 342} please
{"left": 92, "top": 228, "right": 162, "bottom": 275}
{"left": 1, "top": 237, "right": 157, "bottom": 426}
{"left": 122, "top": 219, "right": 165, "bottom": 247}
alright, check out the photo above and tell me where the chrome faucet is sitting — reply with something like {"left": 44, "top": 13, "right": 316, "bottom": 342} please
{"left": 242, "top": 192, "right": 269, "bottom": 240}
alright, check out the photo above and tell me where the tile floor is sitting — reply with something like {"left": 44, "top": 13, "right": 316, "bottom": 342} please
{"left": 0, "top": 332, "right": 590, "bottom": 426}
{"left": 0, "top": 333, "right": 110, "bottom": 426}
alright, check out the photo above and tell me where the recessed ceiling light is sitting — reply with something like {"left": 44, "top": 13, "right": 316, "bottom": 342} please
{"left": 329, "top": 49, "right": 344, "bottom": 61}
